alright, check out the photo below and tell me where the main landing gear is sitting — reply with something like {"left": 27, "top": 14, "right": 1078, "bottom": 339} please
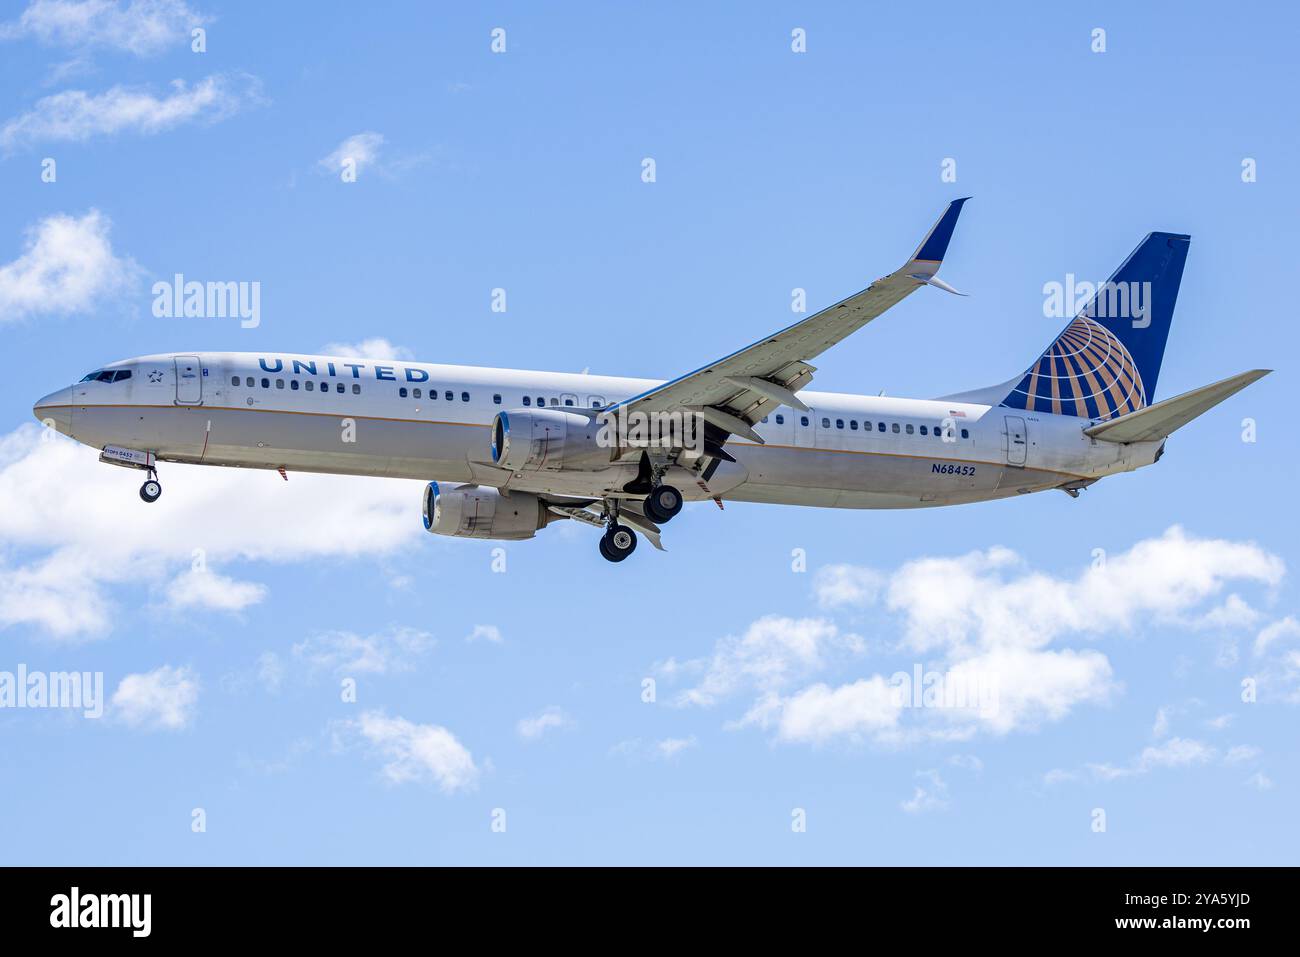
{"left": 139, "top": 468, "right": 162, "bottom": 503}
{"left": 643, "top": 484, "right": 683, "bottom": 524}
{"left": 599, "top": 524, "right": 638, "bottom": 563}
{"left": 595, "top": 483, "right": 682, "bottom": 563}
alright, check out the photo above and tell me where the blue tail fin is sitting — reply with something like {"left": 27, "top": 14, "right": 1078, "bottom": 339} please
{"left": 1000, "top": 232, "right": 1191, "bottom": 420}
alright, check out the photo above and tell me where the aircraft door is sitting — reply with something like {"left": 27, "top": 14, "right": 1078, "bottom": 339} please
{"left": 1003, "top": 415, "right": 1027, "bottom": 466}
{"left": 794, "top": 408, "right": 817, "bottom": 448}
{"left": 174, "top": 355, "right": 203, "bottom": 405}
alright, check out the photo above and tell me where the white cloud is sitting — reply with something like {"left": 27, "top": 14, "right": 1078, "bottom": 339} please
{"left": 1244, "top": 771, "right": 1274, "bottom": 791}
{"left": 660, "top": 615, "right": 862, "bottom": 708}
{"left": 1205, "top": 713, "right": 1234, "bottom": 730}
{"left": 293, "top": 627, "right": 433, "bottom": 676}
{"left": 319, "top": 337, "right": 412, "bottom": 361}
{"left": 884, "top": 527, "right": 1282, "bottom": 658}
{"left": 255, "top": 651, "right": 283, "bottom": 694}
{"left": 1138, "top": 736, "right": 1216, "bottom": 770}
{"left": 941, "top": 646, "right": 1115, "bottom": 735}
{"left": 0, "top": 424, "right": 420, "bottom": 640}
{"left": 654, "top": 528, "right": 1286, "bottom": 747}
{"left": 516, "top": 706, "right": 571, "bottom": 741}
{"left": 1080, "top": 736, "right": 1253, "bottom": 783}
{"left": 1223, "top": 744, "right": 1261, "bottom": 765}
{"left": 1194, "top": 594, "right": 1261, "bottom": 631}
{"left": 1, "top": 72, "right": 262, "bottom": 152}
{"left": 1, "top": 0, "right": 209, "bottom": 56}
{"left": 111, "top": 664, "right": 197, "bottom": 730}
{"left": 316, "top": 131, "right": 433, "bottom": 180}
{"left": 466, "top": 624, "right": 502, "bottom": 644}
{"left": 947, "top": 754, "right": 983, "bottom": 772}
{"left": 607, "top": 736, "right": 699, "bottom": 762}
{"left": 164, "top": 566, "right": 266, "bottom": 612}
{"left": 654, "top": 735, "right": 697, "bottom": 760}
{"left": 318, "top": 131, "right": 383, "bottom": 176}
{"left": 0, "top": 210, "right": 140, "bottom": 321}
{"left": 901, "top": 769, "right": 949, "bottom": 814}
{"left": 740, "top": 677, "right": 901, "bottom": 745}
{"left": 813, "top": 564, "right": 884, "bottom": 609}
{"left": 343, "top": 710, "right": 478, "bottom": 793}
{"left": 1152, "top": 706, "right": 1171, "bottom": 738}
{"left": 1254, "top": 616, "right": 1300, "bottom": 656}
{"left": 1042, "top": 768, "right": 1079, "bottom": 786}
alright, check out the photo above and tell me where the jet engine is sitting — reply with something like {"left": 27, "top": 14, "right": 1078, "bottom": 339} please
{"left": 489, "top": 409, "right": 609, "bottom": 472}
{"left": 421, "top": 482, "right": 549, "bottom": 540}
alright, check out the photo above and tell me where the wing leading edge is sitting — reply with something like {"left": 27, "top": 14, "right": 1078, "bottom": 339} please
{"left": 607, "top": 198, "right": 970, "bottom": 445}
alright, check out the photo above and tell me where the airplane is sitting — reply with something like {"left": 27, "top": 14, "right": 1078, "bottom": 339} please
{"left": 32, "top": 199, "right": 1270, "bottom": 563}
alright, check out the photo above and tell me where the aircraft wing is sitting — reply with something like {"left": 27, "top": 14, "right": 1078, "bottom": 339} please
{"left": 604, "top": 198, "right": 969, "bottom": 446}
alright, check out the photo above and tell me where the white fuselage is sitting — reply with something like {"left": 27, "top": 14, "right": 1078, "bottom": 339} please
{"left": 33, "top": 352, "right": 1164, "bottom": 509}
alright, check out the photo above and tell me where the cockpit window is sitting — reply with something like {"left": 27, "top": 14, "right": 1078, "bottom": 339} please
{"left": 81, "top": 369, "right": 133, "bottom": 383}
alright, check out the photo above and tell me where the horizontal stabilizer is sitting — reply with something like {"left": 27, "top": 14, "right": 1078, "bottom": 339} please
{"left": 1083, "top": 369, "right": 1270, "bottom": 443}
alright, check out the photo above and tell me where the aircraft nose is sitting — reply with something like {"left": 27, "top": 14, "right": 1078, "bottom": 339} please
{"left": 33, "top": 386, "right": 73, "bottom": 435}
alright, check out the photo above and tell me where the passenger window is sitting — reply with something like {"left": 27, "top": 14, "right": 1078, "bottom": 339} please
{"left": 400, "top": 387, "right": 408, "bottom": 398}
{"left": 775, "top": 414, "right": 784, "bottom": 425}
{"left": 961, "top": 428, "right": 970, "bottom": 439}
{"left": 589, "top": 396, "right": 606, "bottom": 409}
{"left": 231, "top": 376, "right": 239, "bottom": 386}
{"left": 305, "top": 381, "right": 314, "bottom": 392}
{"left": 320, "top": 381, "right": 328, "bottom": 392}
{"left": 493, "top": 394, "right": 502, "bottom": 404}
{"left": 905, "top": 424, "right": 914, "bottom": 434}
{"left": 523, "top": 396, "right": 531, "bottom": 406}
{"left": 336, "top": 383, "right": 345, "bottom": 394}
{"left": 550, "top": 397, "right": 559, "bottom": 406}
{"left": 891, "top": 423, "right": 900, "bottom": 433}
{"left": 261, "top": 378, "right": 270, "bottom": 388}
{"left": 413, "top": 388, "right": 421, "bottom": 399}
{"left": 821, "top": 417, "right": 830, "bottom": 429}
{"left": 461, "top": 391, "right": 470, "bottom": 402}
{"left": 850, "top": 420, "right": 858, "bottom": 430}
{"left": 537, "top": 397, "right": 544, "bottom": 407}
{"left": 920, "top": 425, "right": 928, "bottom": 435}
{"left": 291, "top": 380, "right": 300, "bottom": 391}
{"left": 276, "top": 379, "right": 284, "bottom": 389}
{"left": 445, "top": 390, "right": 453, "bottom": 401}
{"left": 800, "top": 416, "right": 809, "bottom": 427}
{"left": 352, "top": 384, "right": 360, "bottom": 395}
{"left": 245, "top": 377, "right": 255, "bottom": 387}
{"left": 835, "top": 419, "right": 844, "bottom": 430}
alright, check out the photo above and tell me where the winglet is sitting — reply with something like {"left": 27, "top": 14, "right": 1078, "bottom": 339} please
{"left": 909, "top": 197, "right": 970, "bottom": 266}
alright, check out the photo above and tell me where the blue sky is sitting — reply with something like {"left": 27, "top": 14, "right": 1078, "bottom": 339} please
{"left": 0, "top": 1, "right": 1297, "bottom": 864}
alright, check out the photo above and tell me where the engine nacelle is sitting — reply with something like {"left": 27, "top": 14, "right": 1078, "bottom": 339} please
{"left": 421, "top": 482, "right": 548, "bottom": 540}
{"left": 490, "top": 409, "right": 607, "bottom": 472}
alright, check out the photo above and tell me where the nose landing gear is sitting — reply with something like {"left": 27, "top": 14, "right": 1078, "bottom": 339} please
{"left": 139, "top": 468, "right": 162, "bottom": 503}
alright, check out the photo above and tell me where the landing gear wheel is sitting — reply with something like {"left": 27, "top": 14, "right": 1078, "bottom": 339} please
{"left": 600, "top": 524, "right": 637, "bottom": 562}
{"left": 644, "top": 484, "right": 683, "bottom": 523}
{"left": 139, "top": 478, "right": 162, "bottom": 503}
